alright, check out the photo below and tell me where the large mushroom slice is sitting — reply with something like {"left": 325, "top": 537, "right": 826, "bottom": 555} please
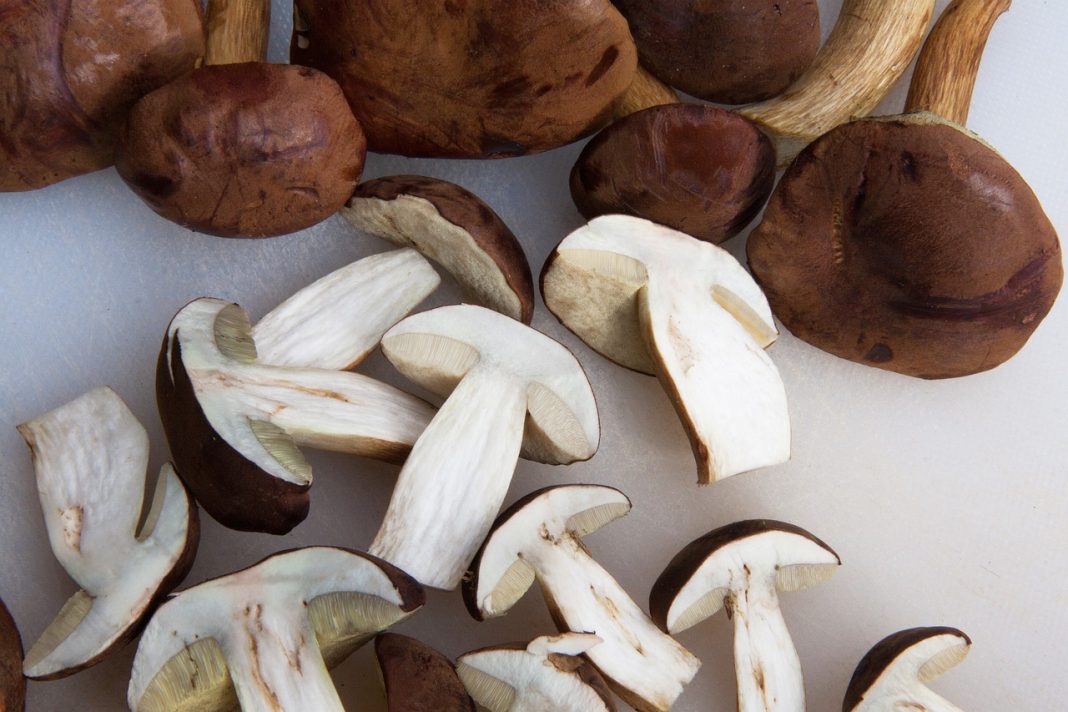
{"left": 375, "top": 634, "right": 474, "bottom": 711}
{"left": 456, "top": 633, "right": 616, "bottom": 712}
{"left": 158, "top": 298, "right": 436, "bottom": 534}
{"left": 0, "top": 598, "right": 25, "bottom": 711}
{"left": 128, "top": 547, "right": 425, "bottom": 712}
{"left": 843, "top": 627, "right": 971, "bottom": 712}
{"left": 650, "top": 520, "right": 841, "bottom": 712}
{"left": 464, "top": 485, "right": 700, "bottom": 712}
{"left": 541, "top": 215, "right": 789, "bottom": 483}
{"left": 16, "top": 388, "right": 198, "bottom": 680}
{"left": 369, "top": 305, "right": 599, "bottom": 590}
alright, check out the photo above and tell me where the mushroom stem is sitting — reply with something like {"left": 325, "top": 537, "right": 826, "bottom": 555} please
{"left": 614, "top": 65, "right": 679, "bottom": 119}
{"left": 728, "top": 583, "right": 803, "bottom": 712}
{"left": 205, "top": 0, "right": 270, "bottom": 65}
{"left": 899, "top": 687, "right": 966, "bottom": 712}
{"left": 904, "top": 0, "right": 1012, "bottom": 125}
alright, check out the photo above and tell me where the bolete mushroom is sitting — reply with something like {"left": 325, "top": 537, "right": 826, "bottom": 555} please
{"left": 541, "top": 215, "right": 790, "bottom": 483}
{"left": 747, "top": 0, "right": 1063, "bottom": 379}
{"left": 342, "top": 176, "right": 534, "bottom": 323}
{"left": 369, "top": 305, "right": 599, "bottom": 590}
{"left": 157, "top": 298, "right": 435, "bottom": 534}
{"left": 375, "top": 634, "right": 475, "bottom": 711}
{"left": 0, "top": 598, "right": 25, "bottom": 711}
{"left": 16, "top": 387, "right": 198, "bottom": 680}
{"left": 843, "top": 627, "right": 971, "bottom": 712}
{"left": 650, "top": 520, "right": 841, "bottom": 712}
{"left": 127, "top": 547, "right": 425, "bottom": 712}
{"left": 464, "top": 485, "right": 700, "bottom": 712}
{"left": 291, "top": 0, "right": 637, "bottom": 157}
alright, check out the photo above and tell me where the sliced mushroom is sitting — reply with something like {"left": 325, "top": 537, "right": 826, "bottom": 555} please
{"left": 375, "top": 634, "right": 474, "bottom": 711}
{"left": 128, "top": 547, "right": 425, "bottom": 712}
{"left": 157, "top": 298, "right": 435, "bottom": 534}
{"left": 0, "top": 598, "right": 25, "bottom": 711}
{"left": 650, "top": 520, "right": 841, "bottom": 712}
{"left": 464, "top": 485, "right": 700, "bottom": 712}
{"left": 457, "top": 633, "right": 615, "bottom": 712}
{"left": 541, "top": 215, "right": 789, "bottom": 483}
{"left": 342, "top": 177, "right": 534, "bottom": 323}
{"left": 16, "top": 387, "right": 198, "bottom": 680}
{"left": 369, "top": 305, "right": 599, "bottom": 590}
{"left": 843, "top": 627, "right": 971, "bottom": 712}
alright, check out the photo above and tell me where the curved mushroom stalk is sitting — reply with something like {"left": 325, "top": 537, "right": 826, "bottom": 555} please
{"left": 375, "top": 634, "right": 474, "bottom": 711}
{"left": 128, "top": 548, "right": 425, "bottom": 712}
{"left": 613, "top": 66, "right": 679, "bottom": 119}
{"left": 0, "top": 598, "right": 25, "bottom": 710}
{"left": 370, "top": 305, "right": 599, "bottom": 590}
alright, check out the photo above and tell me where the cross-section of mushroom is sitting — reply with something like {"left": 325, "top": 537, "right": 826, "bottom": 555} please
{"left": 541, "top": 215, "right": 789, "bottom": 483}
{"left": 650, "top": 520, "right": 840, "bottom": 712}
{"left": 843, "top": 627, "right": 971, "bottom": 712}
{"left": 16, "top": 387, "right": 198, "bottom": 680}
{"left": 375, "top": 634, "right": 474, "bottom": 711}
{"left": 128, "top": 547, "right": 424, "bottom": 712}
{"left": 464, "top": 485, "right": 699, "bottom": 712}
{"left": 369, "top": 305, "right": 599, "bottom": 590}
{"left": 0, "top": 597, "right": 25, "bottom": 711}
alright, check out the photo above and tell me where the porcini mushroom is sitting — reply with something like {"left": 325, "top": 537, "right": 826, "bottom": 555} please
{"left": 747, "top": 0, "right": 1063, "bottom": 378}
{"left": 342, "top": 176, "right": 534, "bottom": 323}
{"left": 843, "top": 627, "right": 971, "bottom": 712}
{"left": 650, "top": 520, "right": 841, "bottom": 712}
{"left": 541, "top": 215, "right": 789, "bottom": 483}
{"left": 157, "top": 298, "right": 435, "bottom": 534}
{"left": 16, "top": 388, "right": 198, "bottom": 680}
{"left": 375, "top": 634, "right": 475, "bottom": 711}
{"left": 369, "top": 305, "right": 599, "bottom": 590}
{"left": 464, "top": 485, "right": 700, "bottom": 712}
{"left": 0, "top": 598, "right": 25, "bottom": 711}
{"left": 128, "top": 547, "right": 425, "bottom": 712}
{"left": 456, "top": 633, "right": 615, "bottom": 712}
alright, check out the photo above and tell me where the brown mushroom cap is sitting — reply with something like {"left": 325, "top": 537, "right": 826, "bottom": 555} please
{"left": 375, "top": 634, "right": 475, "bottom": 712}
{"left": 611, "top": 0, "right": 820, "bottom": 104}
{"left": 116, "top": 62, "right": 366, "bottom": 238}
{"left": 291, "top": 0, "right": 637, "bottom": 158}
{"left": 0, "top": 598, "right": 24, "bottom": 711}
{"left": 0, "top": 0, "right": 205, "bottom": 191}
{"left": 747, "top": 114, "right": 1063, "bottom": 379}
{"left": 570, "top": 104, "right": 776, "bottom": 244}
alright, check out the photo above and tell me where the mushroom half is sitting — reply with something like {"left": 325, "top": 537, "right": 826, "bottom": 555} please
{"left": 0, "top": 597, "right": 25, "bottom": 711}
{"left": 375, "top": 634, "right": 474, "bottom": 711}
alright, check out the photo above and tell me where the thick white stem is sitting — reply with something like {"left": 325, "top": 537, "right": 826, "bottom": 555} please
{"left": 729, "top": 584, "right": 804, "bottom": 712}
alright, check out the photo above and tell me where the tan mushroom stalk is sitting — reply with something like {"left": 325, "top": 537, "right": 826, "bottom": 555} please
{"left": 0, "top": 598, "right": 25, "bottom": 711}
{"left": 464, "top": 485, "right": 700, "bottom": 712}
{"left": 613, "top": 66, "right": 680, "bottom": 119}
{"left": 369, "top": 305, "right": 600, "bottom": 590}
{"left": 16, "top": 388, "right": 198, "bottom": 680}
{"left": 128, "top": 548, "right": 424, "bottom": 712}
{"left": 650, "top": 521, "right": 841, "bottom": 712}
{"left": 542, "top": 215, "right": 789, "bottom": 484}
{"left": 375, "top": 634, "right": 475, "bottom": 711}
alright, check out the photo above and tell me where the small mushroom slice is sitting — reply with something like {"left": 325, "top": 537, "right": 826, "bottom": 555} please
{"left": 342, "top": 176, "right": 534, "bottom": 323}
{"left": 541, "top": 215, "right": 789, "bottom": 483}
{"left": 128, "top": 547, "right": 425, "bottom": 712}
{"left": 456, "top": 633, "right": 616, "bottom": 712}
{"left": 0, "top": 598, "right": 25, "bottom": 711}
{"left": 650, "top": 520, "right": 841, "bottom": 712}
{"left": 16, "top": 388, "right": 198, "bottom": 680}
{"left": 369, "top": 305, "right": 599, "bottom": 590}
{"left": 464, "top": 485, "right": 700, "bottom": 712}
{"left": 843, "top": 627, "right": 971, "bottom": 712}
{"left": 158, "top": 298, "right": 435, "bottom": 534}
{"left": 375, "top": 634, "right": 474, "bottom": 711}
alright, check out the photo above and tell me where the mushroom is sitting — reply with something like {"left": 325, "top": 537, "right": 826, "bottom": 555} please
{"left": 0, "top": 0, "right": 204, "bottom": 191}
{"left": 649, "top": 520, "right": 841, "bottom": 712}
{"left": 464, "top": 485, "right": 700, "bottom": 712}
{"left": 342, "top": 176, "right": 534, "bottom": 323}
{"left": 128, "top": 547, "right": 425, "bottom": 712}
{"left": 570, "top": 104, "right": 776, "bottom": 244}
{"left": 291, "top": 0, "right": 637, "bottom": 157}
{"left": 747, "top": 0, "right": 1063, "bottom": 378}
{"left": 15, "top": 387, "right": 198, "bottom": 680}
{"left": 157, "top": 298, "right": 435, "bottom": 534}
{"left": 0, "top": 598, "right": 25, "bottom": 711}
{"left": 375, "top": 634, "right": 475, "bottom": 711}
{"left": 368, "top": 305, "right": 599, "bottom": 590}
{"left": 613, "top": 66, "right": 680, "bottom": 120}
{"left": 843, "top": 627, "right": 971, "bottom": 712}
{"left": 115, "top": 0, "right": 367, "bottom": 237}
{"left": 456, "top": 633, "right": 616, "bottom": 712}
{"left": 541, "top": 215, "right": 790, "bottom": 483}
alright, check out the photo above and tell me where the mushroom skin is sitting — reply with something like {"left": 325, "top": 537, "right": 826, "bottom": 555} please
{"left": 375, "top": 634, "right": 474, "bottom": 711}
{"left": 0, "top": 598, "right": 24, "bottom": 711}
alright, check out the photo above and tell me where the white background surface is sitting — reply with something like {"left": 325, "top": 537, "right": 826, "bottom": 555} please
{"left": 1, "top": 1, "right": 1066, "bottom": 709}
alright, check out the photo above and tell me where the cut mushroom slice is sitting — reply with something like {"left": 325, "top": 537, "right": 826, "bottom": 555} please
{"left": 541, "top": 215, "right": 789, "bottom": 483}
{"left": 457, "top": 633, "right": 616, "bottom": 712}
{"left": 369, "top": 305, "right": 599, "bottom": 590}
{"left": 342, "top": 176, "right": 535, "bottom": 323}
{"left": 375, "top": 634, "right": 475, "bottom": 711}
{"left": 128, "top": 547, "right": 425, "bottom": 712}
{"left": 650, "top": 520, "right": 841, "bottom": 712}
{"left": 0, "top": 598, "right": 25, "bottom": 711}
{"left": 16, "top": 388, "right": 198, "bottom": 680}
{"left": 158, "top": 298, "right": 436, "bottom": 534}
{"left": 464, "top": 485, "right": 700, "bottom": 712}
{"left": 843, "top": 627, "right": 971, "bottom": 712}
